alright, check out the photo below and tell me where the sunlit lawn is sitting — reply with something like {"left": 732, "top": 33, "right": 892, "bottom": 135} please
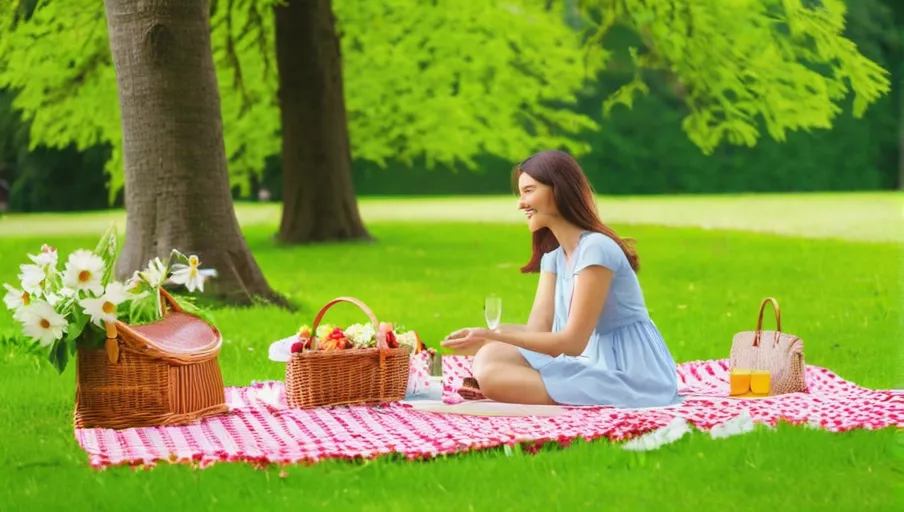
{"left": 0, "top": 194, "right": 900, "bottom": 511}
{"left": 1, "top": 191, "right": 901, "bottom": 242}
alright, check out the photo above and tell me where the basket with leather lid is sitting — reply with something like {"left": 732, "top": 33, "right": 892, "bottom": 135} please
{"left": 74, "top": 287, "right": 228, "bottom": 429}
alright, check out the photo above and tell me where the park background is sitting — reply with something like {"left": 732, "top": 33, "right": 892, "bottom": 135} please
{"left": 0, "top": 0, "right": 901, "bottom": 511}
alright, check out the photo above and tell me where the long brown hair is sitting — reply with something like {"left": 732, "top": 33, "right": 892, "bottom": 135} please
{"left": 513, "top": 150, "right": 639, "bottom": 273}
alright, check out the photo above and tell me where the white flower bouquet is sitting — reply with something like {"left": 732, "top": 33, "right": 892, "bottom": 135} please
{"left": 2, "top": 224, "right": 215, "bottom": 374}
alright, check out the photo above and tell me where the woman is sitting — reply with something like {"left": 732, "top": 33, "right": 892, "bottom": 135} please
{"left": 441, "top": 150, "right": 681, "bottom": 408}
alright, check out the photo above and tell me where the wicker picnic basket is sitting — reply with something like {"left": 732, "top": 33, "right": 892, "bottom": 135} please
{"left": 73, "top": 288, "right": 229, "bottom": 429}
{"left": 285, "top": 297, "right": 411, "bottom": 409}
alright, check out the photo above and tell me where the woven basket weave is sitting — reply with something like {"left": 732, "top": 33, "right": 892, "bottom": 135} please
{"left": 74, "top": 288, "right": 228, "bottom": 429}
{"left": 285, "top": 297, "right": 411, "bottom": 409}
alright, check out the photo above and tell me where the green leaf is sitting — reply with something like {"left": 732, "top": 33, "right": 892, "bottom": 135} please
{"left": 170, "top": 294, "right": 217, "bottom": 326}
{"left": 65, "top": 306, "right": 90, "bottom": 343}
{"left": 47, "top": 339, "right": 69, "bottom": 374}
{"left": 128, "top": 291, "right": 161, "bottom": 325}
{"left": 93, "top": 222, "right": 119, "bottom": 287}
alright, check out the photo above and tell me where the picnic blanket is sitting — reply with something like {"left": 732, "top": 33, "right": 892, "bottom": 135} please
{"left": 74, "top": 359, "right": 903, "bottom": 469}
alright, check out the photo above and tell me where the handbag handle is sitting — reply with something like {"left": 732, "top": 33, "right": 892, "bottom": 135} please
{"left": 753, "top": 297, "right": 781, "bottom": 347}
{"left": 308, "top": 296, "right": 388, "bottom": 350}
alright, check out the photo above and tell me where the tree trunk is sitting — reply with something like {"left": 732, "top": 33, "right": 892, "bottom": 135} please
{"left": 273, "top": 0, "right": 371, "bottom": 244}
{"left": 103, "top": 0, "right": 287, "bottom": 306}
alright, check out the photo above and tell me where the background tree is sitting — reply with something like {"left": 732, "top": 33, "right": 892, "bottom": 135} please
{"left": 273, "top": 0, "right": 368, "bottom": 243}
{"left": 0, "top": 0, "right": 895, "bottom": 223}
{"left": 0, "top": 0, "right": 596, "bottom": 240}
{"left": 100, "top": 0, "right": 284, "bottom": 305}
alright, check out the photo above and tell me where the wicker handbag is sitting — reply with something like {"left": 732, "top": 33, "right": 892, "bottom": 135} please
{"left": 285, "top": 297, "right": 411, "bottom": 409}
{"left": 729, "top": 297, "right": 807, "bottom": 396}
{"left": 74, "top": 288, "right": 229, "bottom": 429}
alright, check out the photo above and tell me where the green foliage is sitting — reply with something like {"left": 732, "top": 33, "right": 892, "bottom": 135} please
{"left": 0, "top": 1, "right": 121, "bottom": 201}
{"left": 334, "top": 0, "right": 597, "bottom": 168}
{"left": 0, "top": 0, "right": 893, "bottom": 204}
{"left": 575, "top": 0, "right": 892, "bottom": 153}
{"left": 0, "top": 0, "right": 596, "bottom": 200}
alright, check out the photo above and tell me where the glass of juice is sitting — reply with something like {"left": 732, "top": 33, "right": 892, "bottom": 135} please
{"left": 750, "top": 370, "right": 771, "bottom": 395}
{"left": 730, "top": 369, "right": 752, "bottom": 396}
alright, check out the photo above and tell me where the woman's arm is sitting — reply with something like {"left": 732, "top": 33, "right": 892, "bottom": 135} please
{"left": 524, "top": 271, "right": 556, "bottom": 332}
{"left": 497, "top": 323, "right": 529, "bottom": 332}
{"left": 484, "top": 265, "right": 613, "bottom": 356}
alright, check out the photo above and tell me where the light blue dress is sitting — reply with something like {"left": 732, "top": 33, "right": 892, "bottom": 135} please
{"left": 518, "top": 231, "right": 682, "bottom": 408}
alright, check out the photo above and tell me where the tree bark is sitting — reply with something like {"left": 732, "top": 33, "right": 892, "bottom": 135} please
{"left": 103, "top": 0, "right": 287, "bottom": 306}
{"left": 273, "top": 0, "right": 371, "bottom": 244}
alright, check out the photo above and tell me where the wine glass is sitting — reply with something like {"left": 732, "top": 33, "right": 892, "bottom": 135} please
{"left": 484, "top": 295, "right": 502, "bottom": 331}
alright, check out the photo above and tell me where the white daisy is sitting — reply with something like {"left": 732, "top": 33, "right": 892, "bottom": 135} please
{"left": 3, "top": 284, "right": 31, "bottom": 318}
{"left": 139, "top": 257, "right": 168, "bottom": 288}
{"left": 80, "top": 281, "right": 131, "bottom": 327}
{"left": 125, "top": 270, "right": 143, "bottom": 291}
{"left": 28, "top": 244, "right": 59, "bottom": 270}
{"left": 62, "top": 249, "right": 105, "bottom": 296}
{"left": 18, "top": 263, "right": 47, "bottom": 295}
{"left": 44, "top": 292, "right": 62, "bottom": 307}
{"left": 18, "top": 300, "right": 68, "bottom": 347}
{"left": 170, "top": 254, "right": 205, "bottom": 292}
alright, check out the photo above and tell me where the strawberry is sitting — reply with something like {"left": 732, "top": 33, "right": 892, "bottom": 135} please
{"left": 295, "top": 333, "right": 313, "bottom": 349}
{"left": 385, "top": 329, "right": 399, "bottom": 349}
{"left": 376, "top": 322, "right": 399, "bottom": 348}
{"left": 290, "top": 341, "right": 306, "bottom": 353}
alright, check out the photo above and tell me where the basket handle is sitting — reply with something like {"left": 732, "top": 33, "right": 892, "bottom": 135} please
{"left": 103, "top": 287, "right": 186, "bottom": 364}
{"left": 159, "top": 287, "right": 184, "bottom": 315}
{"left": 309, "top": 297, "right": 388, "bottom": 350}
{"left": 752, "top": 297, "right": 781, "bottom": 347}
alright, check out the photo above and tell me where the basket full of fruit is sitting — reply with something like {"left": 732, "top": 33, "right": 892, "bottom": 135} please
{"left": 284, "top": 297, "right": 415, "bottom": 409}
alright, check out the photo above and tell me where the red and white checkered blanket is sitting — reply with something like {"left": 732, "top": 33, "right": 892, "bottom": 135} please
{"left": 75, "top": 359, "right": 903, "bottom": 469}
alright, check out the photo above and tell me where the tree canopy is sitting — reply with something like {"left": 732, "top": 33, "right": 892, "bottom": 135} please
{"left": 0, "top": 0, "right": 596, "bottom": 201}
{"left": 576, "top": 0, "right": 891, "bottom": 152}
{"left": 0, "top": 0, "right": 891, "bottom": 202}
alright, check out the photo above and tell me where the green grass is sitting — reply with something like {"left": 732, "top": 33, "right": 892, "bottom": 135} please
{"left": 0, "top": 196, "right": 901, "bottom": 511}
{"left": 1, "top": 191, "right": 901, "bottom": 242}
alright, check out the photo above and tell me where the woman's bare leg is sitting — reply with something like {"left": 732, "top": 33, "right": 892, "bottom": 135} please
{"left": 471, "top": 342, "right": 556, "bottom": 405}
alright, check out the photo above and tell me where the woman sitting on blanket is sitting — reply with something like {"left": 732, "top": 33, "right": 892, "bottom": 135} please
{"left": 441, "top": 150, "right": 681, "bottom": 409}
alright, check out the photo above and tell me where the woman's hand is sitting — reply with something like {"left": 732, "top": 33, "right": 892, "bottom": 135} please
{"left": 441, "top": 327, "right": 491, "bottom": 350}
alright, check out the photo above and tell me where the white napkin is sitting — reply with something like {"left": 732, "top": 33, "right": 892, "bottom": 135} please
{"left": 268, "top": 335, "right": 296, "bottom": 363}
{"left": 621, "top": 416, "right": 693, "bottom": 451}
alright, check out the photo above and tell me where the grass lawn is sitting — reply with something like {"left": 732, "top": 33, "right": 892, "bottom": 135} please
{"left": 0, "top": 196, "right": 901, "bottom": 511}
{"left": 1, "top": 191, "right": 901, "bottom": 242}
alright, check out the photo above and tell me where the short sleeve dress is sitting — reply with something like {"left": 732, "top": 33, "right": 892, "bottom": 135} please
{"left": 518, "top": 231, "right": 681, "bottom": 408}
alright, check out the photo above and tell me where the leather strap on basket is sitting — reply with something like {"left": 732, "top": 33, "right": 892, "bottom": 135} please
{"left": 752, "top": 297, "right": 781, "bottom": 347}
{"left": 309, "top": 297, "right": 388, "bottom": 351}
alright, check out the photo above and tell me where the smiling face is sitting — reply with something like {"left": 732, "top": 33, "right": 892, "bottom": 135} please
{"left": 517, "top": 172, "right": 558, "bottom": 232}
